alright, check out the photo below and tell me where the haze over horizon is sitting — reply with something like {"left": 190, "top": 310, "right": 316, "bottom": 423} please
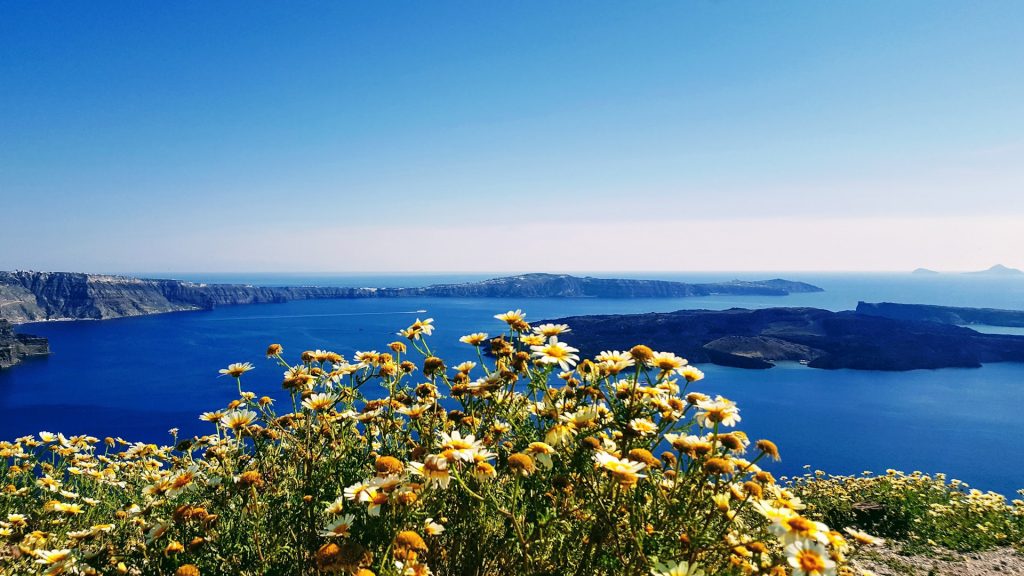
{"left": 2, "top": 2, "right": 1022, "bottom": 273}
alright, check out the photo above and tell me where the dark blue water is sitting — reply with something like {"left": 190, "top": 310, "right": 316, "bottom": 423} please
{"left": 3, "top": 273, "right": 1024, "bottom": 494}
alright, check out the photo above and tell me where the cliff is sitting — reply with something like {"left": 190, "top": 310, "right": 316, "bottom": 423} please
{"left": 0, "top": 271, "right": 823, "bottom": 323}
{"left": 0, "top": 271, "right": 377, "bottom": 323}
{"left": 856, "top": 302, "right": 1024, "bottom": 328}
{"left": 545, "top": 307, "right": 1024, "bottom": 371}
{"left": 0, "top": 319, "right": 49, "bottom": 369}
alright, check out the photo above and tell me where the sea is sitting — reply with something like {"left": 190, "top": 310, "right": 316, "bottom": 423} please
{"left": 3, "top": 272, "right": 1024, "bottom": 495}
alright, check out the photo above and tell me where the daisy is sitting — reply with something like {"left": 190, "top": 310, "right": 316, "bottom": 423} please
{"left": 786, "top": 540, "right": 836, "bottom": 576}
{"left": 399, "top": 318, "right": 435, "bottom": 340}
{"left": 650, "top": 559, "right": 706, "bottom": 576}
{"left": 52, "top": 502, "right": 83, "bottom": 515}
{"left": 438, "top": 431, "right": 484, "bottom": 463}
{"left": 220, "top": 410, "right": 257, "bottom": 431}
{"left": 494, "top": 309, "right": 525, "bottom": 324}
{"left": 325, "top": 496, "right": 345, "bottom": 515}
{"left": 844, "top": 527, "right": 884, "bottom": 546}
{"left": 771, "top": 513, "right": 831, "bottom": 544}
{"left": 471, "top": 460, "right": 497, "bottom": 481}
{"left": 453, "top": 361, "right": 476, "bottom": 373}
{"left": 408, "top": 455, "right": 451, "bottom": 489}
{"left": 530, "top": 337, "right": 580, "bottom": 371}
{"left": 629, "top": 418, "right": 658, "bottom": 436}
{"left": 594, "top": 451, "right": 647, "bottom": 487}
{"left": 650, "top": 351, "right": 688, "bottom": 374}
{"left": 302, "top": 393, "right": 337, "bottom": 412}
{"left": 518, "top": 334, "right": 546, "bottom": 346}
{"left": 695, "top": 396, "right": 741, "bottom": 428}
{"left": 423, "top": 518, "right": 445, "bottom": 536}
{"left": 459, "top": 333, "right": 489, "bottom": 346}
{"left": 533, "top": 323, "right": 571, "bottom": 337}
{"left": 526, "top": 442, "right": 556, "bottom": 469}
{"left": 320, "top": 514, "right": 356, "bottom": 538}
{"left": 219, "top": 362, "right": 254, "bottom": 378}
{"left": 595, "top": 350, "right": 635, "bottom": 365}
{"left": 34, "top": 549, "right": 73, "bottom": 565}
{"left": 353, "top": 350, "right": 380, "bottom": 365}
{"left": 545, "top": 423, "right": 576, "bottom": 447}
{"left": 344, "top": 480, "right": 373, "bottom": 503}
{"left": 679, "top": 365, "right": 704, "bottom": 382}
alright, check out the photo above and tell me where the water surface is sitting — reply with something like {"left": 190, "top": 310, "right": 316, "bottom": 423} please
{"left": 4, "top": 273, "right": 1023, "bottom": 494}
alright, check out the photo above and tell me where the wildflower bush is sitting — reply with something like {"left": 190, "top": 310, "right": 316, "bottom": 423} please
{"left": 0, "top": 311, "right": 882, "bottom": 575}
{"left": 789, "top": 469, "right": 1024, "bottom": 553}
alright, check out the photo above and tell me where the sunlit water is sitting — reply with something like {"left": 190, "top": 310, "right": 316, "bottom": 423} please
{"left": 3, "top": 273, "right": 1024, "bottom": 494}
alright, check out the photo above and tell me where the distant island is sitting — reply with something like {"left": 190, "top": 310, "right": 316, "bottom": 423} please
{"left": 909, "top": 265, "right": 1023, "bottom": 275}
{"left": 0, "top": 319, "right": 49, "bottom": 369}
{"left": 0, "top": 271, "right": 823, "bottom": 323}
{"left": 965, "top": 264, "right": 1023, "bottom": 275}
{"left": 545, "top": 307, "right": 1024, "bottom": 371}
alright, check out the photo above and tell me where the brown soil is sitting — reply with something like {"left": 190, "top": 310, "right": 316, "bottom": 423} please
{"left": 854, "top": 544, "right": 1024, "bottom": 576}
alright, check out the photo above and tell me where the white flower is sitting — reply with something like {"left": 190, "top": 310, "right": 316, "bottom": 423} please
{"left": 219, "top": 362, "right": 254, "bottom": 377}
{"left": 650, "top": 559, "right": 705, "bottom": 576}
{"left": 530, "top": 337, "right": 580, "bottom": 371}
{"left": 320, "top": 514, "right": 356, "bottom": 537}
{"left": 533, "top": 323, "right": 571, "bottom": 337}
{"left": 786, "top": 540, "right": 836, "bottom": 576}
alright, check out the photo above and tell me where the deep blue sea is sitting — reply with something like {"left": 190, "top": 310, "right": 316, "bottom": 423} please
{"left": 3, "top": 273, "right": 1024, "bottom": 494}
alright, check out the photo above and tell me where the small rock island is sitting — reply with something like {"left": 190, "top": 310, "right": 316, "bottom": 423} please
{"left": 0, "top": 320, "right": 49, "bottom": 369}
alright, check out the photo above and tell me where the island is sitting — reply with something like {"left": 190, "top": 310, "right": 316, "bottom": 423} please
{"left": 964, "top": 264, "right": 1023, "bottom": 275}
{"left": 0, "top": 271, "right": 822, "bottom": 323}
{"left": 911, "top": 268, "right": 939, "bottom": 275}
{"left": 0, "top": 319, "right": 49, "bottom": 369}
{"left": 543, "top": 307, "right": 1024, "bottom": 371}
{"left": 856, "top": 302, "right": 1024, "bottom": 328}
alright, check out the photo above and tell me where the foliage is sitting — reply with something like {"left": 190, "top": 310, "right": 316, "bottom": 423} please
{"left": 789, "top": 469, "right": 1024, "bottom": 553}
{"left": 1, "top": 311, "right": 880, "bottom": 575}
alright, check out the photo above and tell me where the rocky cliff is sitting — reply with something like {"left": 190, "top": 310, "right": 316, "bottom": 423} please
{"left": 545, "top": 307, "right": 1024, "bottom": 371}
{"left": 856, "top": 302, "right": 1024, "bottom": 328}
{"left": 0, "top": 271, "right": 823, "bottom": 323}
{"left": 0, "top": 271, "right": 377, "bottom": 323}
{"left": 0, "top": 319, "right": 49, "bottom": 369}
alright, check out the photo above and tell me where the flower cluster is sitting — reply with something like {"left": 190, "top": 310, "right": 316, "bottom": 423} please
{"left": 789, "top": 469, "right": 1024, "bottom": 554}
{"left": 0, "top": 311, "right": 889, "bottom": 575}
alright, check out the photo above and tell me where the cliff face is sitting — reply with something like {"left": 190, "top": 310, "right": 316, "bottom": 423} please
{"left": 546, "top": 307, "right": 1024, "bottom": 371}
{"left": 856, "top": 302, "right": 1024, "bottom": 328}
{"left": 0, "top": 319, "right": 49, "bottom": 369}
{"left": 0, "top": 271, "right": 200, "bottom": 322}
{"left": 0, "top": 271, "right": 371, "bottom": 322}
{"left": 0, "top": 271, "right": 824, "bottom": 323}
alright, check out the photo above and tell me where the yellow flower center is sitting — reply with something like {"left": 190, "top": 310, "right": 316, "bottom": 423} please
{"left": 798, "top": 550, "right": 826, "bottom": 572}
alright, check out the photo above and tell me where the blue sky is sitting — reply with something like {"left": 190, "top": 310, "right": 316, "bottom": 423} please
{"left": 1, "top": 1, "right": 1022, "bottom": 272}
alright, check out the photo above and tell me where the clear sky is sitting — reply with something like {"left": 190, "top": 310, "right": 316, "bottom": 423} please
{"left": 1, "top": 1, "right": 1022, "bottom": 273}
